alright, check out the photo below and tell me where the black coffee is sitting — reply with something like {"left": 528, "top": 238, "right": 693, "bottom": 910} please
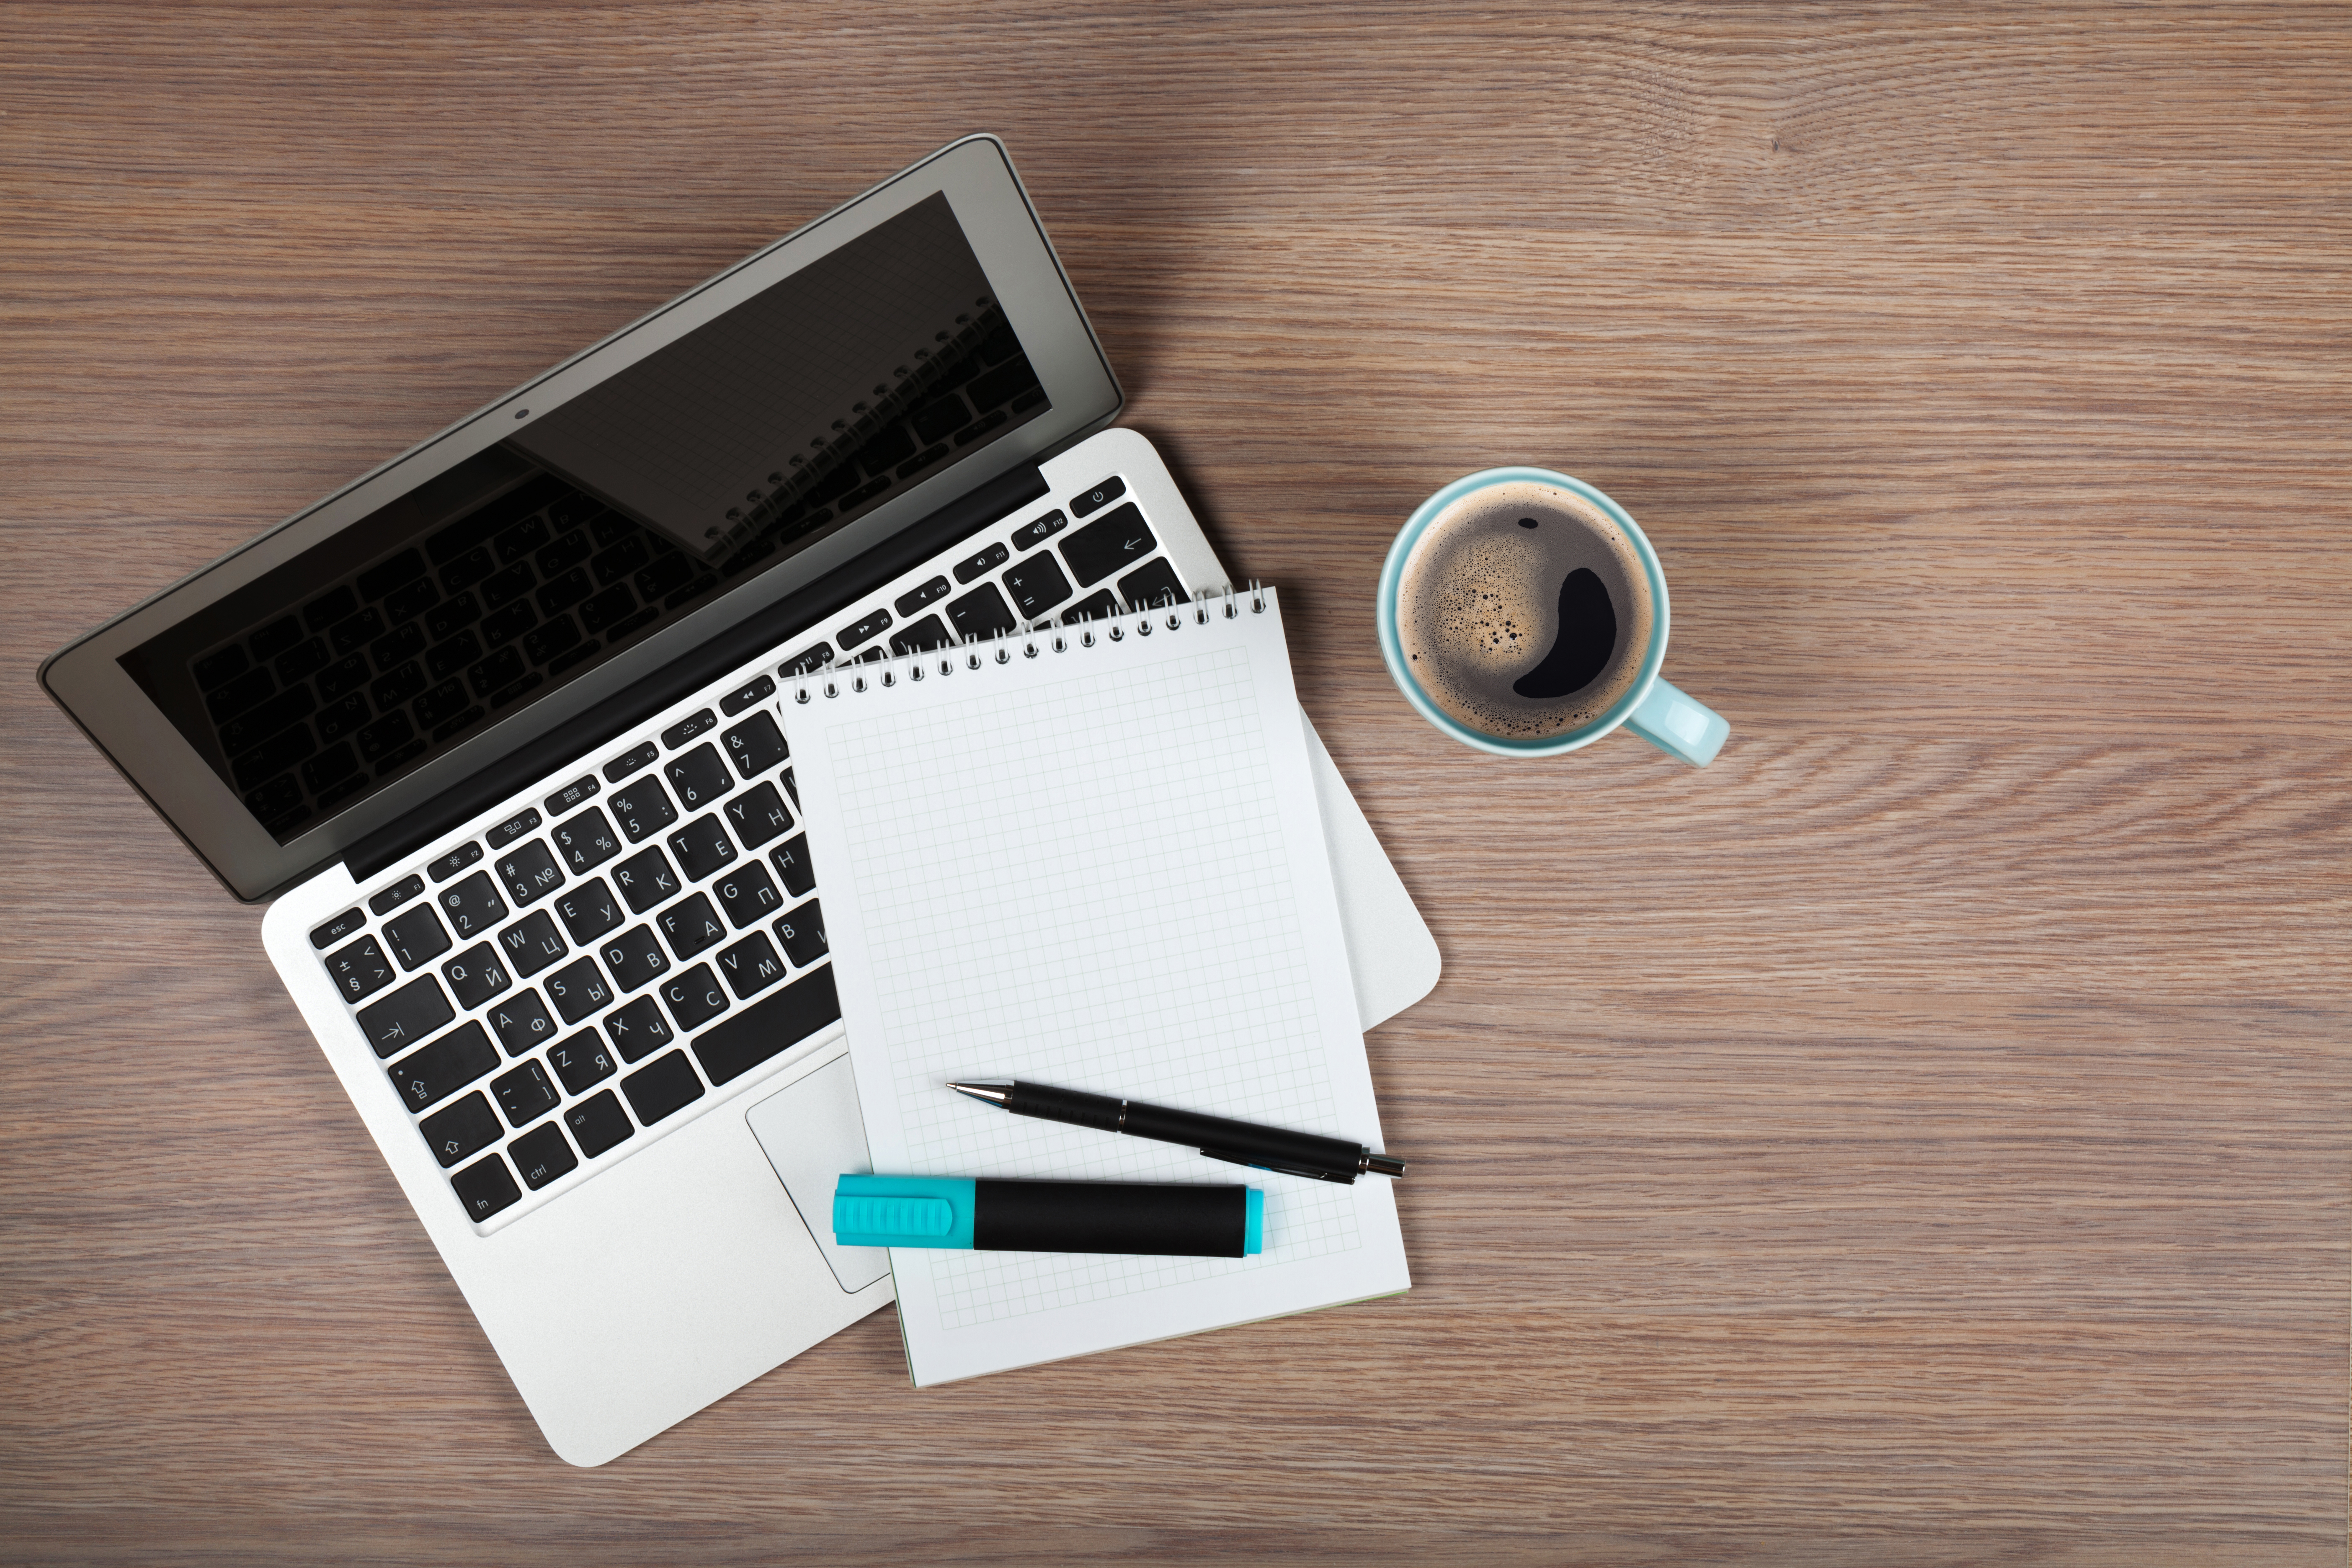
{"left": 1396, "top": 479, "right": 1653, "bottom": 740}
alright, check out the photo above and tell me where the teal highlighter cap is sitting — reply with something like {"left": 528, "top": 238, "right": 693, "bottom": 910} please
{"left": 1244, "top": 1186, "right": 1264, "bottom": 1255}
{"left": 833, "top": 1175, "right": 977, "bottom": 1249}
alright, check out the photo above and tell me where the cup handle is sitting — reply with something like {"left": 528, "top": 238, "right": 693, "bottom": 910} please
{"left": 1625, "top": 677, "right": 1730, "bottom": 766}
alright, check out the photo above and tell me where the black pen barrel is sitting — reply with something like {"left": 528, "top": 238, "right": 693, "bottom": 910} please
{"left": 1119, "top": 1100, "right": 1363, "bottom": 1173}
{"left": 1003, "top": 1080, "right": 1124, "bottom": 1132}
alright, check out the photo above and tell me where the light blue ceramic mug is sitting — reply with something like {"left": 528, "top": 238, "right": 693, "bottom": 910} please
{"left": 1377, "top": 467, "right": 1729, "bottom": 765}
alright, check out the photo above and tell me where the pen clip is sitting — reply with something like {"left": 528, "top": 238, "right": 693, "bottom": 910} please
{"left": 1197, "top": 1147, "right": 1357, "bottom": 1185}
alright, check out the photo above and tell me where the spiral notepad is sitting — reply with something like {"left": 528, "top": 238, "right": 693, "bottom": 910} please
{"left": 785, "top": 587, "right": 1410, "bottom": 1386}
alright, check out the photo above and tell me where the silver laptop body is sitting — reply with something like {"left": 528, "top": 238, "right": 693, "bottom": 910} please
{"left": 43, "top": 137, "right": 1439, "bottom": 1465}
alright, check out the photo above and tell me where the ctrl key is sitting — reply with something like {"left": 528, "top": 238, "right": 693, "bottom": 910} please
{"left": 451, "top": 1152, "right": 521, "bottom": 1222}
{"left": 508, "top": 1122, "right": 578, "bottom": 1191}
{"left": 565, "top": 1088, "right": 635, "bottom": 1158}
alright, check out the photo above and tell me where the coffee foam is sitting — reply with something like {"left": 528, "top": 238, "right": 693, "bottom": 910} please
{"left": 1397, "top": 480, "right": 1654, "bottom": 740}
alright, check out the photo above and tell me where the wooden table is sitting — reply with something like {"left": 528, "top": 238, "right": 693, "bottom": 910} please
{"left": 5, "top": 4, "right": 2345, "bottom": 1562}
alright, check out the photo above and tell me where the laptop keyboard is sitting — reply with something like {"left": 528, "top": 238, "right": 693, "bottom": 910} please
{"left": 305, "top": 467, "right": 1199, "bottom": 1230}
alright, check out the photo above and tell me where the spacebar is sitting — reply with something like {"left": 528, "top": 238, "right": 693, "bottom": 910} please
{"left": 690, "top": 965, "right": 841, "bottom": 1086}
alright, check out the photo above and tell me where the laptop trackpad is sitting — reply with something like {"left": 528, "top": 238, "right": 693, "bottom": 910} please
{"left": 745, "top": 1057, "right": 891, "bottom": 1293}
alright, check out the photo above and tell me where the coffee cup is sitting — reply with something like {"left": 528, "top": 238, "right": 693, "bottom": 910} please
{"left": 1376, "top": 467, "right": 1728, "bottom": 764}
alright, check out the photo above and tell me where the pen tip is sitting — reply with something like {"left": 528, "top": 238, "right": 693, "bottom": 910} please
{"left": 948, "top": 1081, "right": 1013, "bottom": 1106}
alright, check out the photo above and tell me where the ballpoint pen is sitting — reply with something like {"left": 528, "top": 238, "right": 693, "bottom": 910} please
{"left": 948, "top": 1079, "right": 1406, "bottom": 1184}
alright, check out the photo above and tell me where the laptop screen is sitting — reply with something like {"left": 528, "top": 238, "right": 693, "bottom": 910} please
{"left": 118, "top": 193, "right": 1052, "bottom": 845}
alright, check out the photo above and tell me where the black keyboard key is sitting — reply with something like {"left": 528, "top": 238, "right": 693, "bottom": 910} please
{"left": 769, "top": 834, "right": 815, "bottom": 898}
{"left": 424, "top": 592, "right": 481, "bottom": 642}
{"left": 249, "top": 616, "right": 303, "bottom": 662}
{"left": 1069, "top": 475, "right": 1126, "bottom": 518}
{"left": 1002, "top": 554, "right": 1073, "bottom": 619}
{"left": 1118, "top": 557, "right": 1188, "bottom": 611}
{"left": 887, "top": 614, "right": 951, "bottom": 657}
{"left": 894, "top": 575, "right": 952, "bottom": 616}
{"left": 369, "top": 621, "right": 426, "bottom": 673}
{"left": 609, "top": 778, "right": 677, "bottom": 843}
{"left": 496, "top": 910, "right": 568, "bottom": 978}
{"left": 522, "top": 611, "right": 584, "bottom": 664}
{"left": 479, "top": 600, "right": 536, "bottom": 650}
{"left": 714, "top": 861, "right": 783, "bottom": 928}
{"left": 357, "top": 548, "right": 426, "bottom": 603}
{"left": 387, "top": 1020, "right": 498, "bottom": 1113}
{"left": 544, "top": 956, "right": 612, "bottom": 1024}
{"left": 719, "top": 674, "right": 776, "bottom": 717}
{"left": 723, "top": 783, "right": 792, "bottom": 853}
{"left": 780, "top": 767, "right": 797, "bottom": 809}
{"left": 664, "top": 743, "right": 734, "bottom": 810}
{"left": 485, "top": 807, "right": 541, "bottom": 850}
{"left": 481, "top": 560, "right": 536, "bottom": 610}
{"left": 422, "top": 1091, "right": 503, "bottom": 1169}
{"left": 382, "top": 904, "right": 452, "bottom": 971}
{"left": 774, "top": 900, "right": 827, "bottom": 967}
{"left": 611, "top": 847, "right": 681, "bottom": 913}
{"left": 622, "top": 1050, "right": 706, "bottom": 1127}
{"left": 716, "top": 932, "right": 788, "bottom": 1000}
{"left": 600, "top": 923, "right": 672, "bottom": 992}
{"left": 691, "top": 965, "right": 840, "bottom": 1086}
{"left": 578, "top": 583, "right": 636, "bottom": 634}
{"left": 780, "top": 642, "right": 833, "bottom": 678}
{"left": 356, "top": 975, "right": 454, "bottom": 1058}
{"left": 315, "top": 692, "right": 371, "bottom": 744}
{"left": 305, "top": 585, "right": 359, "bottom": 634}
{"left": 945, "top": 583, "right": 1018, "bottom": 642}
{"left": 440, "top": 942, "right": 512, "bottom": 1009}
{"left": 441, "top": 547, "right": 495, "bottom": 596}
{"left": 666, "top": 814, "right": 738, "bottom": 881}
{"left": 551, "top": 806, "right": 622, "bottom": 874}
{"left": 491, "top": 1059, "right": 560, "bottom": 1128}
{"left": 1060, "top": 588, "right": 1121, "bottom": 624}
{"left": 329, "top": 608, "right": 385, "bottom": 659}
{"left": 954, "top": 540, "right": 1009, "bottom": 583}
{"left": 720, "top": 713, "right": 787, "bottom": 779}
{"left": 599, "top": 996, "right": 672, "bottom": 1064}
{"left": 658, "top": 964, "right": 730, "bottom": 1032}
{"left": 436, "top": 869, "right": 507, "bottom": 939}
{"left": 508, "top": 1122, "right": 578, "bottom": 1190}
{"left": 603, "top": 741, "right": 658, "bottom": 783}
{"left": 428, "top": 842, "right": 484, "bottom": 882}
{"left": 194, "top": 645, "right": 250, "bottom": 692}
{"left": 536, "top": 529, "right": 591, "bottom": 578}
{"left": 451, "top": 1153, "right": 521, "bottom": 1220}
{"left": 544, "top": 774, "right": 600, "bottom": 818}
{"left": 657, "top": 894, "right": 727, "bottom": 960}
{"left": 837, "top": 608, "right": 892, "bottom": 651}
{"left": 488, "top": 990, "right": 556, "bottom": 1057}
{"left": 1012, "top": 509, "right": 1067, "bottom": 550}
{"left": 317, "top": 652, "right": 371, "bottom": 701}
{"left": 425, "top": 632, "right": 480, "bottom": 685}
{"left": 553, "top": 878, "right": 623, "bottom": 945}
{"left": 383, "top": 576, "right": 439, "bottom": 626}
{"left": 464, "top": 648, "right": 525, "bottom": 701}
{"left": 495, "top": 840, "right": 565, "bottom": 907}
{"left": 660, "top": 709, "right": 716, "bottom": 749}
{"left": 565, "top": 1090, "right": 635, "bottom": 1159}
{"left": 495, "top": 513, "right": 551, "bottom": 566}
{"left": 309, "top": 908, "right": 365, "bottom": 950}
{"left": 1060, "top": 502, "right": 1156, "bottom": 587}
{"left": 549, "top": 1027, "right": 619, "bottom": 1090}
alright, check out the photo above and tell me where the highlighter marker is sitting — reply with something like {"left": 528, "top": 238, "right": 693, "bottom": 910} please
{"left": 833, "top": 1174, "right": 1264, "bottom": 1258}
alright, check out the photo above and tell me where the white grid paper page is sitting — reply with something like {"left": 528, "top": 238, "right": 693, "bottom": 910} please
{"left": 789, "top": 593, "right": 1409, "bottom": 1385}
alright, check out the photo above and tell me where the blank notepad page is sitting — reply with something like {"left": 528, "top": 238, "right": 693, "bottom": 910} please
{"left": 787, "top": 590, "right": 1410, "bottom": 1385}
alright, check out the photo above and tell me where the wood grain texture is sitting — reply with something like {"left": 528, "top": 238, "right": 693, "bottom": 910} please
{"left": 3, "top": 3, "right": 2345, "bottom": 1563}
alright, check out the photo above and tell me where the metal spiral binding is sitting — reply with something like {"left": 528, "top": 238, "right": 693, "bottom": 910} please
{"left": 782, "top": 582, "right": 1258, "bottom": 704}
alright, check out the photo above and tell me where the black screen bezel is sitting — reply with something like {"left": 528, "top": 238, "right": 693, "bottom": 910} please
{"left": 40, "top": 136, "right": 1122, "bottom": 903}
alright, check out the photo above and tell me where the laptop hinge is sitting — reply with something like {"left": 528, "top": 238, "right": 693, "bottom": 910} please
{"left": 342, "top": 462, "right": 1050, "bottom": 885}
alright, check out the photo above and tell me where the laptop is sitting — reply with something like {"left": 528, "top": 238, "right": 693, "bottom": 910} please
{"left": 39, "top": 135, "right": 1441, "bottom": 1465}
